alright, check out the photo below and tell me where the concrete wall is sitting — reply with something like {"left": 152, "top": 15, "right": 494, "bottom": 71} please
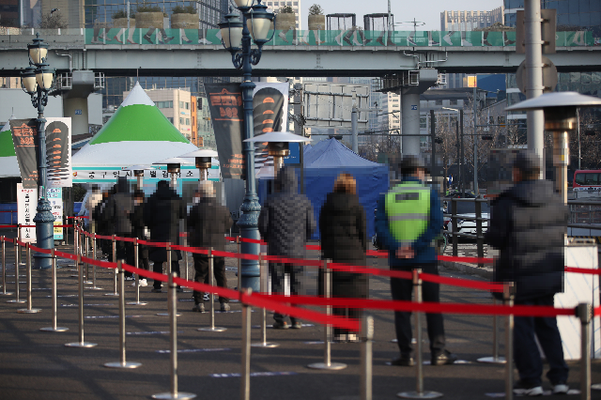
{"left": 0, "top": 88, "right": 63, "bottom": 122}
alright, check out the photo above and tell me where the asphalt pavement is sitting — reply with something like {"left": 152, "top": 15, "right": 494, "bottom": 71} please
{"left": 1, "top": 240, "right": 600, "bottom": 400}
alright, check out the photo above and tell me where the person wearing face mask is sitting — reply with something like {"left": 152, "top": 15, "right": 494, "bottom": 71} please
{"left": 129, "top": 190, "right": 150, "bottom": 287}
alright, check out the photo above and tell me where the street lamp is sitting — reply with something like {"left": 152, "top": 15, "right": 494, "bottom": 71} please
{"left": 22, "top": 34, "right": 55, "bottom": 270}
{"left": 506, "top": 91, "right": 601, "bottom": 204}
{"left": 219, "top": 0, "right": 274, "bottom": 292}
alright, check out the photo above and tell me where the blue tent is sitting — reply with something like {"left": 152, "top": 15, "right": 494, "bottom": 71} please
{"left": 258, "top": 138, "right": 389, "bottom": 240}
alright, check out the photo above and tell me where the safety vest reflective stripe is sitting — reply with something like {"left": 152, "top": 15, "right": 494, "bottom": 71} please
{"left": 388, "top": 213, "right": 429, "bottom": 222}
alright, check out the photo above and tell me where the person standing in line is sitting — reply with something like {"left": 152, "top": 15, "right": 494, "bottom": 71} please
{"left": 319, "top": 173, "right": 367, "bottom": 343}
{"left": 187, "top": 181, "right": 233, "bottom": 313}
{"left": 485, "top": 151, "right": 569, "bottom": 396}
{"left": 104, "top": 176, "right": 135, "bottom": 279}
{"left": 375, "top": 155, "right": 457, "bottom": 367}
{"left": 93, "top": 186, "right": 115, "bottom": 260}
{"left": 129, "top": 189, "right": 150, "bottom": 287}
{"left": 144, "top": 180, "right": 186, "bottom": 293}
{"left": 258, "top": 166, "right": 316, "bottom": 329}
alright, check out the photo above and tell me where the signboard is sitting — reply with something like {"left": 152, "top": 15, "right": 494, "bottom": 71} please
{"left": 303, "top": 83, "right": 369, "bottom": 128}
{"left": 17, "top": 183, "right": 37, "bottom": 242}
{"left": 72, "top": 165, "right": 220, "bottom": 184}
{"left": 47, "top": 188, "right": 63, "bottom": 241}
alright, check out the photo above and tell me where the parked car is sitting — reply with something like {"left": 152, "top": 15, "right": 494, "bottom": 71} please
{"left": 443, "top": 201, "right": 490, "bottom": 238}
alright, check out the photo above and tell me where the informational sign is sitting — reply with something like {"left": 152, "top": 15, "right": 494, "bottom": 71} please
{"left": 72, "top": 165, "right": 220, "bottom": 183}
{"left": 17, "top": 183, "right": 37, "bottom": 242}
{"left": 47, "top": 188, "right": 63, "bottom": 241}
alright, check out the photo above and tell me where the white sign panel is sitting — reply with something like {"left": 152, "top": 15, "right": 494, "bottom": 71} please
{"left": 17, "top": 183, "right": 37, "bottom": 242}
{"left": 303, "top": 83, "right": 370, "bottom": 128}
{"left": 47, "top": 187, "right": 63, "bottom": 241}
{"left": 72, "top": 166, "right": 220, "bottom": 183}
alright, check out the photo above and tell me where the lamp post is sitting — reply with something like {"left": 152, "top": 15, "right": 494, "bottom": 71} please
{"left": 22, "top": 34, "right": 55, "bottom": 270}
{"left": 219, "top": 0, "right": 274, "bottom": 292}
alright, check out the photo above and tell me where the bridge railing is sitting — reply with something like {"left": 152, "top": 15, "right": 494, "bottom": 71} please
{"left": 0, "top": 28, "right": 598, "bottom": 48}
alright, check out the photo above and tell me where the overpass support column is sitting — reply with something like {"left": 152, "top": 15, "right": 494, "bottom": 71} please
{"left": 58, "top": 71, "right": 103, "bottom": 135}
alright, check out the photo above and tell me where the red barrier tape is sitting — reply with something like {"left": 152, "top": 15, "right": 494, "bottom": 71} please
{"left": 565, "top": 267, "right": 601, "bottom": 275}
{"left": 0, "top": 224, "right": 74, "bottom": 229}
{"left": 439, "top": 254, "right": 494, "bottom": 264}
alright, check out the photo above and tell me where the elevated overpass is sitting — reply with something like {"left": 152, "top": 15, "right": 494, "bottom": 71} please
{"left": 0, "top": 28, "right": 599, "bottom": 77}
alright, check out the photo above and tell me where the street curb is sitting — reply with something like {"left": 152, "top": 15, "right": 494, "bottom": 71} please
{"left": 440, "top": 260, "right": 493, "bottom": 281}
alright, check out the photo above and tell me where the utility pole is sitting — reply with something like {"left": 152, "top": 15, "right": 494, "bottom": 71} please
{"left": 473, "top": 86, "right": 478, "bottom": 195}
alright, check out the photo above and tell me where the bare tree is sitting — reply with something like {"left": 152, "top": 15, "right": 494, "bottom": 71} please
{"left": 40, "top": 10, "right": 68, "bottom": 29}
{"left": 569, "top": 110, "right": 601, "bottom": 169}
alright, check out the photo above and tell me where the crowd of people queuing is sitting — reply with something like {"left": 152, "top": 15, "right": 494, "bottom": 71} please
{"left": 81, "top": 151, "right": 569, "bottom": 393}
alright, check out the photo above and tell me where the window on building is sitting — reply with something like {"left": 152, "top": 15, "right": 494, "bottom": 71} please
{"left": 180, "top": 117, "right": 184, "bottom": 124}
{"left": 185, "top": 102, "right": 189, "bottom": 110}
{"left": 186, "top": 118, "right": 190, "bottom": 125}
{"left": 420, "top": 116, "right": 427, "bottom": 129}
{"left": 179, "top": 101, "right": 184, "bottom": 108}
{"left": 168, "top": 117, "right": 174, "bottom": 123}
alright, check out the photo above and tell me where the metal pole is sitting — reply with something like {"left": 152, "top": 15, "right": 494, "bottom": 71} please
{"left": 524, "top": 0, "right": 545, "bottom": 174}
{"left": 397, "top": 269, "right": 442, "bottom": 399}
{"left": 237, "top": 236, "right": 241, "bottom": 291}
{"left": 578, "top": 303, "right": 592, "bottom": 400}
{"left": 460, "top": 109, "right": 465, "bottom": 196}
{"left": 7, "top": 234, "right": 25, "bottom": 304}
{"left": 252, "top": 251, "right": 278, "bottom": 348}
{"left": 307, "top": 259, "right": 347, "bottom": 370}
{"left": 152, "top": 272, "right": 196, "bottom": 400}
{"left": 157, "top": 245, "right": 179, "bottom": 317}
{"left": 84, "top": 234, "right": 91, "bottom": 284}
{"left": 360, "top": 315, "right": 374, "bottom": 400}
{"left": 504, "top": 283, "right": 515, "bottom": 400}
{"left": 1, "top": 236, "right": 11, "bottom": 295}
{"left": 105, "top": 260, "right": 141, "bottom": 369}
{"left": 430, "top": 110, "right": 436, "bottom": 181}
{"left": 476, "top": 200, "right": 484, "bottom": 268}
{"left": 127, "top": 238, "right": 147, "bottom": 306}
{"left": 40, "top": 248, "right": 68, "bottom": 332}
{"left": 89, "top": 233, "right": 102, "bottom": 290}
{"left": 65, "top": 252, "right": 97, "bottom": 348}
{"left": 198, "top": 248, "right": 226, "bottom": 332}
{"left": 241, "top": 288, "right": 252, "bottom": 400}
{"left": 18, "top": 243, "right": 41, "bottom": 313}
{"left": 477, "top": 298, "right": 505, "bottom": 364}
{"left": 105, "top": 235, "right": 118, "bottom": 296}
{"left": 352, "top": 103, "right": 358, "bottom": 153}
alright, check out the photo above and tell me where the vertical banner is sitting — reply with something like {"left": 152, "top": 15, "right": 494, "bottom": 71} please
{"left": 47, "top": 188, "right": 63, "bottom": 240}
{"left": 10, "top": 119, "right": 39, "bottom": 189}
{"left": 205, "top": 84, "right": 244, "bottom": 179}
{"left": 17, "top": 183, "right": 37, "bottom": 242}
{"left": 252, "top": 82, "right": 289, "bottom": 176}
{"left": 46, "top": 118, "right": 72, "bottom": 188}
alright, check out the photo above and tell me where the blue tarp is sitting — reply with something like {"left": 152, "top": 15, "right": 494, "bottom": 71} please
{"left": 258, "top": 139, "right": 389, "bottom": 240}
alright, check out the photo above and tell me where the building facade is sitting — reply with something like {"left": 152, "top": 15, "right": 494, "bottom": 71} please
{"left": 440, "top": 7, "right": 504, "bottom": 31}
{"left": 265, "top": 0, "right": 301, "bottom": 29}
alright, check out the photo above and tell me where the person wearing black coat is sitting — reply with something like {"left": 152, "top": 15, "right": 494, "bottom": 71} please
{"left": 144, "top": 180, "right": 186, "bottom": 292}
{"left": 258, "top": 166, "right": 316, "bottom": 329}
{"left": 104, "top": 177, "right": 135, "bottom": 276}
{"left": 93, "top": 186, "right": 116, "bottom": 260}
{"left": 319, "top": 172, "right": 367, "bottom": 343}
{"left": 129, "top": 190, "right": 150, "bottom": 286}
{"left": 485, "top": 151, "right": 569, "bottom": 396}
{"left": 187, "top": 181, "right": 233, "bottom": 312}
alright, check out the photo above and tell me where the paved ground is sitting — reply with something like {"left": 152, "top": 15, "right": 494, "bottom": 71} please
{"left": 1, "top": 239, "right": 600, "bottom": 400}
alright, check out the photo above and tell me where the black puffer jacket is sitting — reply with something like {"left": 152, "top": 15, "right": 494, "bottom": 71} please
{"left": 484, "top": 179, "right": 568, "bottom": 301}
{"left": 144, "top": 181, "right": 186, "bottom": 263}
{"left": 319, "top": 192, "right": 367, "bottom": 266}
{"left": 258, "top": 167, "right": 316, "bottom": 258}
{"left": 104, "top": 177, "right": 133, "bottom": 235}
{"left": 187, "top": 197, "right": 232, "bottom": 252}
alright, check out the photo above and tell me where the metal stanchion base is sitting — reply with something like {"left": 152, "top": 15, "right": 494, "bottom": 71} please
{"left": 87, "top": 286, "right": 104, "bottom": 290}
{"left": 17, "top": 308, "right": 41, "bottom": 313}
{"left": 126, "top": 301, "right": 148, "bottom": 306}
{"left": 151, "top": 391, "right": 196, "bottom": 400}
{"left": 7, "top": 299, "right": 26, "bottom": 303}
{"left": 198, "top": 326, "right": 227, "bottom": 332}
{"left": 84, "top": 280, "right": 94, "bottom": 285}
{"left": 251, "top": 342, "right": 279, "bottom": 348}
{"left": 40, "top": 326, "right": 69, "bottom": 332}
{"left": 65, "top": 341, "right": 97, "bottom": 348}
{"left": 157, "top": 312, "right": 181, "bottom": 317}
{"left": 104, "top": 292, "right": 119, "bottom": 296}
{"left": 104, "top": 361, "right": 142, "bottom": 369}
{"left": 0, "top": 292, "right": 14, "bottom": 296}
{"left": 397, "top": 391, "right": 443, "bottom": 399}
{"left": 307, "top": 362, "right": 347, "bottom": 370}
{"left": 477, "top": 356, "right": 506, "bottom": 364}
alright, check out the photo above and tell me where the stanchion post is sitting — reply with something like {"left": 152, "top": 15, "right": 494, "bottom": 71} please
{"left": 183, "top": 236, "right": 191, "bottom": 292}
{"left": 252, "top": 251, "right": 278, "bottom": 348}
{"left": 504, "top": 282, "right": 515, "bottom": 400}
{"left": 151, "top": 272, "right": 196, "bottom": 400}
{"left": 104, "top": 235, "right": 119, "bottom": 296}
{"left": 577, "top": 303, "right": 592, "bottom": 400}
{"left": 84, "top": 234, "right": 91, "bottom": 284}
{"left": 18, "top": 243, "right": 41, "bottom": 313}
{"left": 105, "top": 260, "right": 141, "bottom": 369}
{"left": 241, "top": 288, "right": 252, "bottom": 400}
{"left": 128, "top": 237, "right": 147, "bottom": 306}
{"left": 361, "top": 315, "right": 374, "bottom": 400}
{"left": 397, "top": 269, "right": 442, "bottom": 399}
{"left": 1, "top": 235, "right": 12, "bottom": 295}
{"left": 198, "top": 247, "right": 226, "bottom": 332}
{"left": 477, "top": 297, "right": 506, "bottom": 364}
{"left": 308, "top": 259, "right": 347, "bottom": 370}
{"left": 40, "top": 248, "right": 68, "bottom": 332}
{"left": 237, "top": 236, "right": 241, "bottom": 291}
{"left": 157, "top": 244, "right": 180, "bottom": 317}
{"left": 89, "top": 233, "right": 102, "bottom": 290}
{"left": 65, "top": 252, "right": 97, "bottom": 348}
{"left": 8, "top": 235, "right": 25, "bottom": 304}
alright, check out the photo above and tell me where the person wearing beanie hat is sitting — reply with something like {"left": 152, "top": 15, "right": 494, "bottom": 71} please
{"left": 187, "top": 181, "right": 233, "bottom": 312}
{"left": 375, "top": 154, "right": 457, "bottom": 367}
{"left": 485, "top": 151, "right": 569, "bottom": 396}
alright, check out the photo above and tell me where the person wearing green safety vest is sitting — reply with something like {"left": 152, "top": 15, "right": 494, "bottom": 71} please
{"left": 375, "top": 155, "right": 458, "bottom": 367}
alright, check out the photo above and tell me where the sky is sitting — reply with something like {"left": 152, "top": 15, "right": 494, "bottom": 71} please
{"left": 300, "top": 0, "right": 504, "bottom": 30}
